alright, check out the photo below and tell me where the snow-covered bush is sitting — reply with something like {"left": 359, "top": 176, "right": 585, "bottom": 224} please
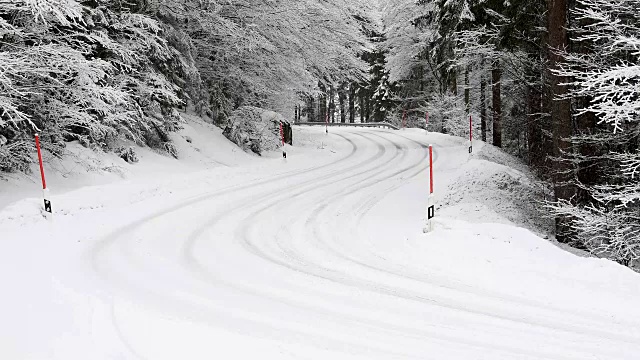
{"left": 426, "top": 93, "right": 467, "bottom": 136}
{"left": 116, "top": 147, "right": 139, "bottom": 164}
{"left": 0, "top": 141, "right": 32, "bottom": 173}
{"left": 222, "top": 107, "right": 282, "bottom": 156}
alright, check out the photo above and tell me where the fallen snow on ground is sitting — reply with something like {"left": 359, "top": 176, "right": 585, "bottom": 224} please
{"left": 0, "top": 114, "right": 257, "bottom": 212}
{"left": 1, "top": 124, "right": 639, "bottom": 360}
{"left": 438, "top": 139, "right": 553, "bottom": 235}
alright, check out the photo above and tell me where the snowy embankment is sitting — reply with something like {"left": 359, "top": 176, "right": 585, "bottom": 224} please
{"left": 1, "top": 120, "right": 640, "bottom": 360}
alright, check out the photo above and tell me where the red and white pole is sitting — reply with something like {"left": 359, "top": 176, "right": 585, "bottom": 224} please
{"left": 469, "top": 115, "right": 473, "bottom": 154}
{"left": 279, "top": 122, "right": 286, "bottom": 158}
{"left": 35, "top": 134, "right": 52, "bottom": 217}
{"left": 426, "top": 144, "right": 435, "bottom": 232}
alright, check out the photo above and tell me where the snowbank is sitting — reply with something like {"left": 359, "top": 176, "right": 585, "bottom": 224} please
{"left": 437, "top": 141, "right": 553, "bottom": 235}
{"left": 0, "top": 114, "right": 257, "bottom": 213}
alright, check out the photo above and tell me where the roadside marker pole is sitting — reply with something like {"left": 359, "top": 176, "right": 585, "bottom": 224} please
{"left": 325, "top": 112, "right": 329, "bottom": 134}
{"left": 279, "top": 122, "right": 286, "bottom": 159}
{"left": 35, "top": 134, "right": 52, "bottom": 218}
{"left": 426, "top": 144, "right": 434, "bottom": 232}
{"left": 402, "top": 110, "right": 407, "bottom": 129}
{"left": 468, "top": 115, "right": 473, "bottom": 154}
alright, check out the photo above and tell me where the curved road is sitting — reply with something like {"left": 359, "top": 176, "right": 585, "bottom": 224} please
{"left": 88, "top": 128, "right": 640, "bottom": 360}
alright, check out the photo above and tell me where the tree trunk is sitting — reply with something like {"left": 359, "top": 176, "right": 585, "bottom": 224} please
{"left": 317, "top": 95, "right": 323, "bottom": 123}
{"left": 480, "top": 73, "right": 487, "bottom": 142}
{"left": 308, "top": 95, "right": 315, "bottom": 123}
{"left": 491, "top": 61, "right": 502, "bottom": 148}
{"left": 359, "top": 90, "right": 365, "bottom": 123}
{"left": 548, "top": 0, "right": 574, "bottom": 242}
{"left": 329, "top": 86, "right": 335, "bottom": 123}
{"left": 339, "top": 83, "right": 346, "bottom": 123}
{"left": 365, "top": 96, "right": 371, "bottom": 123}
{"left": 464, "top": 66, "right": 470, "bottom": 114}
{"left": 527, "top": 80, "right": 546, "bottom": 173}
{"left": 318, "top": 82, "right": 326, "bottom": 123}
{"left": 451, "top": 69, "right": 458, "bottom": 96}
{"left": 419, "top": 64, "right": 425, "bottom": 93}
{"left": 349, "top": 83, "right": 356, "bottom": 123}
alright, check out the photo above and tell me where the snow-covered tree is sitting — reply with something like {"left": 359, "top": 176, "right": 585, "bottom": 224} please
{"left": 0, "top": 0, "right": 188, "bottom": 171}
{"left": 0, "top": 0, "right": 371, "bottom": 169}
{"left": 549, "top": 0, "right": 640, "bottom": 267}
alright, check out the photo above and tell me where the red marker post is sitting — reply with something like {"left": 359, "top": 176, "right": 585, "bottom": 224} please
{"left": 279, "top": 122, "right": 286, "bottom": 159}
{"left": 469, "top": 115, "right": 473, "bottom": 154}
{"left": 35, "top": 134, "right": 52, "bottom": 218}
{"left": 426, "top": 144, "right": 435, "bottom": 232}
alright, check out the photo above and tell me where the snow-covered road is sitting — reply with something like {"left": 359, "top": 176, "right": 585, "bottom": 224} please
{"left": 2, "top": 127, "right": 640, "bottom": 359}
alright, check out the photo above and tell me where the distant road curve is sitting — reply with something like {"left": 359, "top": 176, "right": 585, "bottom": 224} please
{"left": 296, "top": 121, "right": 400, "bottom": 130}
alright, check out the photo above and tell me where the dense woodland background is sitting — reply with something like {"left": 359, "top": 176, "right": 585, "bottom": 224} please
{"left": 0, "top": 0, "right": 638, "bottom": 269}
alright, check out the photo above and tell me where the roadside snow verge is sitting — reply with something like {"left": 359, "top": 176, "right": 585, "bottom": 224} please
{"left": 437, "top": 141, "right": 553, "bottom": 236}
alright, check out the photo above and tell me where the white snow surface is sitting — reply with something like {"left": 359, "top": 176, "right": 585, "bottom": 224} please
{"left": 1, "top": 123, "right": 640, "bottom": 360}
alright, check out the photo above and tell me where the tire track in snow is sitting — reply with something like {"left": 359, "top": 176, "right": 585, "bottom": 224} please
{"left": 89, "top": 129, "right": 640, "bottom": 360}
{"left": 185, "top": 132, "right": 585, "bottom": 359}
{"left": 92, "top": 131, "right": 435, "bottom": 359}
{"left": 232, "top": 130, "right": 639, "bottom": 359}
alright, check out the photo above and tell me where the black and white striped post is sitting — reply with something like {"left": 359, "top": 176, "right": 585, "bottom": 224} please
{"left": 35, "top": 134, "right": 52, "bottom": 219}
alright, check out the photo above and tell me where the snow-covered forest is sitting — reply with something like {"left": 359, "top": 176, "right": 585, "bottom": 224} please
{"left": 1, "top": 0, "right": 639, "bottom": 267}
{"left": 0, "top": 0, "right": 371, "bottom": 164}
{"left": 379, "top": 0, "right": 640, "bottom": 269}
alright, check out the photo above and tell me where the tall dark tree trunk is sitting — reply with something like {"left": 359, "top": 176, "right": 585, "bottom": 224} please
{"left": 419, "top": 64, "right": 425, "bottom": 93}
{"left": 349, "top": 83, "right": 356, "bottom": 123}
{"left": 365, "top": 97, "right": 371, "bottom": 122}
{"left": 572, "top": 10, "right": 599, "bottom": 208}
{"left": 480, "top": 73, "right": 487, "bottom": 142}
{"left": 492, "top": 61, "right": 502, "bottom": 148}
{"left": 339, "top": 83, "right": 346, "bottom": 123}
{"left": 527, "top": 81, "right": 545, "bottom": 172}
{"left": 548, "top": 0, "right": 574, "bottom": 242}
{"left": 464, "top": 67, "right": 470, "bottom": 114}
{"left": 308, "top": 95, "right": 315, "bottom": 123}
{"left": 294, "top": 105, "right": 298, "bottom": 123}
{"left": 329, "top": 86, "right": 335, "bottom": 123}
{"left": 359, "top": 90, "right": 365, "bottom": 123}
{"left": 451, "top": 69, "right": 458, "bottom": 96}
{"left": 575, "top": 101, "right": 598, "bottom": 203}
{"left": 319, "top": 95, "right": 324, "bottom": 123}
{"left": 318, "top": 82, "right": 326, "bottom": 123}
